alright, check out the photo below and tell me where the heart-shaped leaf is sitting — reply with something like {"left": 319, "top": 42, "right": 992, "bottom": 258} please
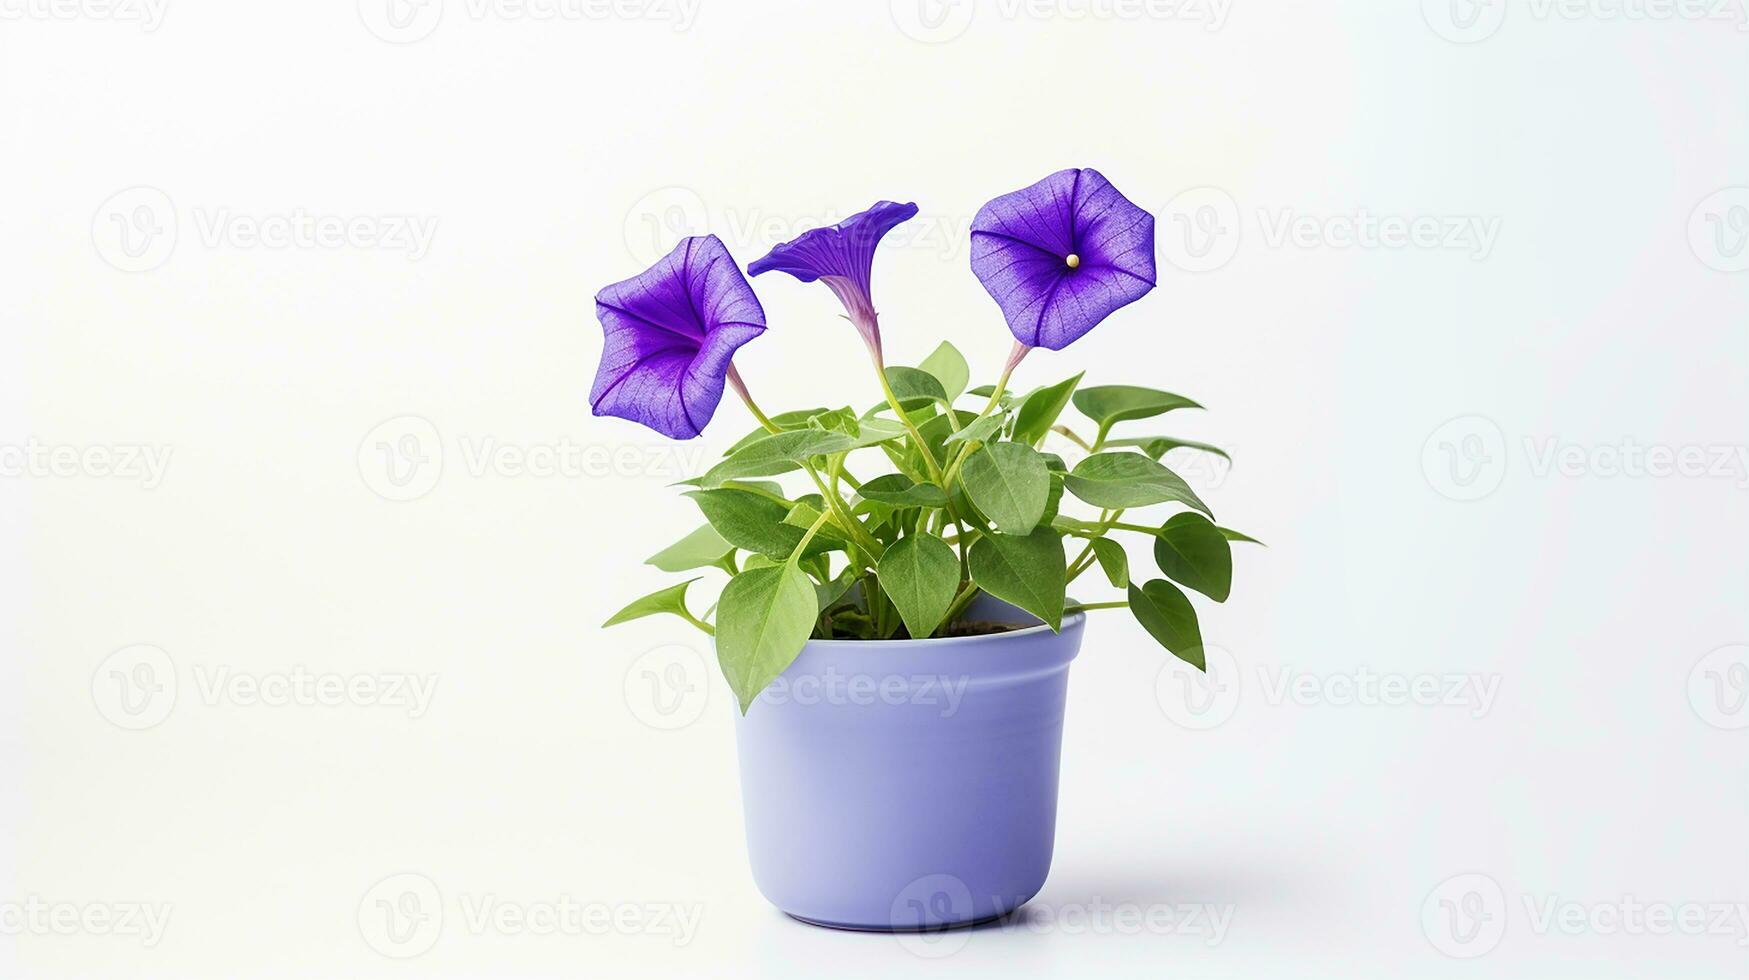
{"left": 1152, "top": 513, "right": 1232, "bottom": 602}
{"left": 1010, "top": 372, "right": 1084, "bottom": 445}
{"left": 1073, "top": 386, "right": 1202, "bottom": 441}
{"left": 883, "top": 366, "right": 950, "bottom": 408}
{"left": 716, "top": 564, "right": 820, "bottom": 712}
{"left": 644, "top": 525, "right": 734, "bottom": 573}
{"left": 603, "top": 578, "right": 702, "bottom": 627}
{"left": 855, "top": 474, "right": 949, "bottom": 508}
{"left": 698, "top": 429, "right": 857, "bottom": 487}
{"left": 961, "top": 442, "right": 1050, "bottom": 533}
{"left": 1105, "top": 435, "right": 1229, "bottom": 462}
{"left": 1090, "top": 537, "right": 1129, "bottom": 588}
{"left": 1063, "top": 452, "right": 1213, "bottom": 516}
{"left": 877, "top": 533, "right": 961, "bottom": 638}
{"left": 1129, "top": 578, "right": 1204, "bottom": 669}
{"left": 687, "top": 488, "right": 837, "bottom": 559}
{"left": 943, "top": 411, "right": 1006, "bottom": 447}
{"left": 918, "top": 341, "right": 970, "bottom": 403}
{"left": 968, "top": 527, "right": 1066, "bottom": 630}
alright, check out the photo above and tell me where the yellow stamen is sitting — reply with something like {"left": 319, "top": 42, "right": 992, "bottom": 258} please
{"left": 1065, "top": 253, "right": 1080, "bottom": 269}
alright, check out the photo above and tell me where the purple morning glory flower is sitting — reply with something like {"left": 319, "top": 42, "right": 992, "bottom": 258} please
{"left": 591, "top": 235, "right": 766, "bottom": 440}
{"left": 747, "top": 201, "right": 919, "bottom": 360}
{"left": 969, "top": 168, "right": 1156, "bottom": 351}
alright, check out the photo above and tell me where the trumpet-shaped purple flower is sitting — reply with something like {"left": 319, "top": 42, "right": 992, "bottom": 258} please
{"left": 747, "top": 200, "right": 919, "bottom": 361}
{"left": 969, "top": 168, "right": 1156, "bottom": 351}
{"left": 591, "top": 235, "right": 766, "bottom": 440}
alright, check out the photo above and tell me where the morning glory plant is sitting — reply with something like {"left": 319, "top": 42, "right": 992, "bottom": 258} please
{"left": 598, "top": 168, "right": 1259, "bottom": 712}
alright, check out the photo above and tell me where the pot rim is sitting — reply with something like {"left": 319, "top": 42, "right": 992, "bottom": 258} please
{"left": 800, "top": 609, "right": 1086, "bottom": 652}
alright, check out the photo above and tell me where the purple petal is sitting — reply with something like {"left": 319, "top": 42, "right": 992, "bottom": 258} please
{"left": 591, "top": 235, "right": 765, "bottom": 439}
{"left": 969, "top": 169, "right": 1156, "bottom": 350}
{"left": 746, "top": 201, "right": 918, "bottom": 347}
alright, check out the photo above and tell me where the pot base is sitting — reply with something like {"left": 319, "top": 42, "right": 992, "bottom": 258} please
{"left": 783, "top": 908, "right": 1015, "bottom": 933}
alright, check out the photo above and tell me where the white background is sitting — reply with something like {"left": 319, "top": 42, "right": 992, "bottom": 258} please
{"left": 3, "top": 0, "right": 1746, "bottom": 976}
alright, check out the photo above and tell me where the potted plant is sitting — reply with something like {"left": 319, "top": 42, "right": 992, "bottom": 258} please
{"left": 595, "top": 168, "right": 1257, "bottom": 931}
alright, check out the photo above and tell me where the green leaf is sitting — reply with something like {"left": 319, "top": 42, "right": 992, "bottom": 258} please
{"left": 942, "top": 412, "right": 1006, "bottom": 447}
{"left": 968, "top": 527, "right": 1066, "bottom": 630}
{"left": 699, "top": 429, "right": 857, "bottom": 487}
{"left": 914, "top": 409, "right": 979, "bottom": 471}
{"left": 1105, "top": 435, "right": 1229, "bottom": 462}
{"left": 961, "top": 442, "right": 1050, "bottom": 533}
{"left": 1073, "top": 385, "right": 1202, "bottom": 441}
{"left": 1010, "top": 372, "right": 1084, "bottom": 445}
{"left": 918, "top": 341, "right": 970, "bottom": 402}
{"left": 1090, "top": 537, "right": 1130, "bottom": 588}
{"left": 1218, "top": 526, "right": 1266, "bottom": 545}
{"left": 686, "top": 488, "right": 834, "bottom": 559}
{"left": 883, "top": 366, "right": 950, "bottom": 408}
{"left": 645, "top": 525, "right": 734, "bottom": 573}
{"left": 604, "top": 578, "right": 702, "bottom": 627}
{"left": 966, "top": 384, "right": 1014, "bottom": 407}
{"left": 1062, "top": 452, "right": 1214, "bottom": 516}
{"left": 1152, "top": 513, "right": 1232, "bottom": 602}
{"left": 723, "top": 408, "right": 829, "bottom": 455}
{"left": 716, "top": 564, "right": 820, "bottom": 712}
{"left": 815, "top": 568, "right": 857, "bottom": 612}
{"left": 1039, "top": 452, "right": 1068, "bottom": 525}
{"left": 877, "top": 534, "right": 961, "bottom": 638}
{"left": 1128, "top": 579, "right": 1204, "bottom": 670}
{"left": 855, "top": 474, "right": 949, "bottom": 508}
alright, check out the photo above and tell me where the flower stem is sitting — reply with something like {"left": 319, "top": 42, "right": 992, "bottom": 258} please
{"left": 727, "top": 365, "right": 781, "bottom": 434}
{"left": 730, "top": 364, "right": 880, "bottom": 557}
{"left": 942, "top": 340, "right": 1032, "bottom": 490}
{"left": 872, "top": 359, "right": 947, "bottom": 487}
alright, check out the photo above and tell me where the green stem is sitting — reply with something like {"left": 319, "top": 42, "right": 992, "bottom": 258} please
{"left": 1064, "top": 601, "right": 1126, "bottom": 614}
{"left": 942, "top": 340, "right": 1031, "bottom": 489}
{"left": 872, "top": 357, "right": 946, "bottom": 487}
{"left": 678, "top": 607, "right": 717, "bottom": 636}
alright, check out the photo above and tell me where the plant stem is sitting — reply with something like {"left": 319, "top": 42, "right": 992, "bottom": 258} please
{"left": 727, "top": 365, "right": 780, "bottom": 434}
{"left": 942, "top": 339, "right": 1031, "bottom": 489}
{"left": 678, "top": 607, "right": 717, "bottom": 636}
{"left": 872, "top": 357, "right": 947, "bottom": 487}
{"left": 729, "top": 365, "right": 881, "bottom": 557}
{"left": 1064, "top": 601, "right": 1126, "bottom": 614}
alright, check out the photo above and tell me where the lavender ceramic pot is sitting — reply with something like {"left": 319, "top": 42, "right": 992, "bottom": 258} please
{"left": 732, "top": 596, "right": 1086, "bottom": 930}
